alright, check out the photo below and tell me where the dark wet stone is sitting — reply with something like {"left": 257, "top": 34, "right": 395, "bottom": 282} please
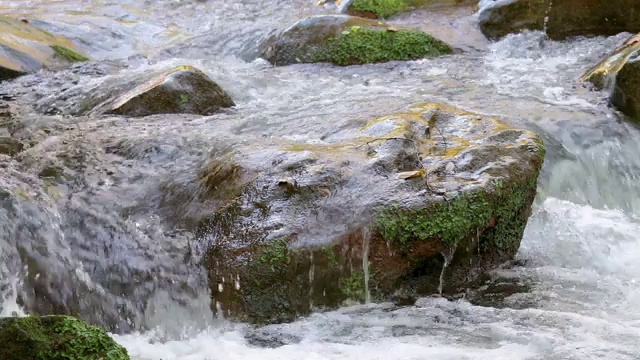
{"left": 478, "top": 0, "right": 640, "bottom": 40}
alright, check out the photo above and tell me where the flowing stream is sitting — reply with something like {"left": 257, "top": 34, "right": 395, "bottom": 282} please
{"left": 2, "top": 0, "right": 640, "bottom": 359}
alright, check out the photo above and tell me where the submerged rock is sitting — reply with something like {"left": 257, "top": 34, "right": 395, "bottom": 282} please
{"left": 478, "top": 0, "right": 640, "bottom": 40}
{"left": 260, "top": 15, "right": 452, "bottom": 66}
{"left": 183, "top": 102, "right": 544, "bottom": 324}
{"left": 76, "top": 66, "right": 235, "bottom": 116}
{"left": 582, "top": 33, "right": 640, "bottom": 120}
{"left": 94, "top": 65, "right": 234, "bottom": 117}
{"left": 0, "top": 315, "right": 129, "bottom": 360}
{"left": 0, "top": 16, "right": 88, "bottom": 81}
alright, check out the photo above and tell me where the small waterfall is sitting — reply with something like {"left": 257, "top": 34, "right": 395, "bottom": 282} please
{"left": 308, "top": 252, "right": 315, "bottom": 309}
{"left": 438, "top": 245, "right": 457, "bottom": 296}
{"left": 362, "top": 226, "right": 371, "bottom": 304}
{"left": 542, "top": 0, "right": 554, "bottom": 37}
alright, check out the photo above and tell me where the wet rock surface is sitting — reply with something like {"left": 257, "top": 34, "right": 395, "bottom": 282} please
{"left": 582, "top": 33, "right": 640, "bottom": 121}
{"left": 260, "top": 15, "right": 451, "bottom": 66}
{"left": 478, "top": 0, "right": 640, "bottom": 40}
{"left": 102, "top": 65, "right": 235, "bottom": 117}
{"left": 193, "top": 102, "right": 545, "bottom": 324}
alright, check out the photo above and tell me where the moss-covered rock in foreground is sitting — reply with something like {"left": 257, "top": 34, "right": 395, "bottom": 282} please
{"left": 0, "top": 16, "right": 88, "bottom": 81}
{"left": 581, "top": 33, "right": 640, "bottom": 121}
{"left": 191, "top": 102, "right": 544, "bottom": 324}
{"left": 478, "top": 0, "right": 640, "bottom": 40}
{"left": 98, "top": 65, "right": 234, "bottom": 117}
{"left": 260, "top": 15, "right": 451, "bottom": 66}
{"left": 0, "top": 315, "right": 129, "bottom": 360}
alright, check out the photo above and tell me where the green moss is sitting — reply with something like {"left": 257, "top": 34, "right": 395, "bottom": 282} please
{"left": 50, "top": 45, "right": 88, "bottom": 63}
{"left": 256, "top": 238, "right": 290, "bottom": 270}
{"left": 349, "top": 0, "right": 407, "bottom": 18}
{"left": 311, "top": 27, "right": 451, "bottom": 66}
{"left": 375, "top": 173, "right": 540, "bottom": 253}
{"left": 340, "top": 271, "right": 366, "bottom": 302}
{"left": 0, "top": 316, "right": 129, "bottom": 360}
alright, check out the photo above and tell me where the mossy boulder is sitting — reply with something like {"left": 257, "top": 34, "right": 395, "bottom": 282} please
{"left": 338, "top": 0, "right": 472, "bottom": 19}
{"left": 260, "top": 15, "right": 452, "bottom": 66}
{"left": 94, "top": 65, "right": 234, "bottom": 117}
{"left": 185, "top": 102, "right": 544, "bottom": 324}
{"left": 0, "top": 137, "right": 23, "bottom": 156}
{"left": 0, "top": 16, "right": 88, "bottom": 81}
{"left": 478, "top": 0, "right": 640, "bottom": 40}
{"left": 581, "top": 33, "right": 640, "bottom": 120}
{"left": 0, "top": 315, "right": 129, "bottom": 360}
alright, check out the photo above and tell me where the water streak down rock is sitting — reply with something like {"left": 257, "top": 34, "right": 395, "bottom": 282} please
{"left": 478, "top": 0, "right": 640, "bottom": 40}
{"left": 190, "top": 102, "right": 545, "bottom": 324}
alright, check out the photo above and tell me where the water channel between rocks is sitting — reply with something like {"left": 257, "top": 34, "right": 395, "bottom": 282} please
{"left": 1, "top": 0, "right": 640, "bottom": 359}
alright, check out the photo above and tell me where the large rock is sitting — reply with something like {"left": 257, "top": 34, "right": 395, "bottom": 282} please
{"left": 478, "top": 0, "right": 640, "bottom": 40}
{"left": 182, "top": 102, "right": 544, "bottom": 324}
{"left": 91, "top": 65, "right": 234, "bottom": 117}
{"left": 582, "top": 33, "right": 640, "bottom": 120}
{"left": 0, "top": 16, "right": 88, "bottom": 81}
{"left": 260, "top": 15, "right": 452, "bottom": 66}
{"left": 0, "top": 315, "right": 129, "bottom": 360}
{"left": 337, "top": 0, "right": 474, "bottom": 19}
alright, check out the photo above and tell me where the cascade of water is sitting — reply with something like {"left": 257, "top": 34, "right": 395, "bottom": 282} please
{"left": 542, "top": 0, "right": 554, "bottom": 36}
{"left": 308, "top": 252, "right": 315, "bottom": 309}
{"left": 362, "top": 226, "right": 371, "bottom": 304}
{"left": 438, "top": 244, "right": 457, "bottom": 296}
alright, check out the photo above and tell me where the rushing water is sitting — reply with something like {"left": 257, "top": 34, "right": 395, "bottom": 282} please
{"left": 2, "top": 0, "right": 640, "bottom": 359}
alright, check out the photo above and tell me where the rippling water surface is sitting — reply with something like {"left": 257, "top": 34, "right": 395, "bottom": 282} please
{"left": 2, "top": 0, "right": 640, "bottom": 359}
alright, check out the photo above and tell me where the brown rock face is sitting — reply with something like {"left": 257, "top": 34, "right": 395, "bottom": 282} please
{"left": 478, "top": 0, "right": 640, "bottom": 40}
{"left": 581, "top": 33, "right": 640, "bottom": 121}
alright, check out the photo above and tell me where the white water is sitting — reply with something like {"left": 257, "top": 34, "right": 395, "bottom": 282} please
{"left": 2, "top": 0, "right": 640, "bottom": 359}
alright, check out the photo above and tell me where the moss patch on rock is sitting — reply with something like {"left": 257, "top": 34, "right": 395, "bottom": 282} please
{"left": 348, "top": 0, "right": 407, "bottom": 18}
{"left": 310, "top": 26, "right": 451, "bottom": 66}
{"left": 375, "top": 173, "right": 540, "bottom": 253}
{"left": 260, "top": 15, "right": 451, "bottom": 66}
{"left": 0, "top": 316, "right": 129, "bottom": 360}
{"left": 50, "top": 45, "right": 88, "bottom": 63}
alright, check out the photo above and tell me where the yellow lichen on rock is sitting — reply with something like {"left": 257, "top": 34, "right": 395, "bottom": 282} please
{"left": 581, "top": 33, "right": 640, "bottom": 89}
{"left": 0, "top": 16, "right": 87, "bottom": 79}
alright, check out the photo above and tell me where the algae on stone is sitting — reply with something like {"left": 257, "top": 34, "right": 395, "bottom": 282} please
{"left": 347, "top": 0, "right": 407, "bottom": 18}
{"left": 0, "top": 315, "right": 129, "bottom": 360}
{"left": 50, "top": 45, "right": 89, "bottom": 63}
{"left": 260, "top": 15, "right": 451, "bottom": 66}
{"left": 310, "top": 26, "right": 451, "bottom": 66}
